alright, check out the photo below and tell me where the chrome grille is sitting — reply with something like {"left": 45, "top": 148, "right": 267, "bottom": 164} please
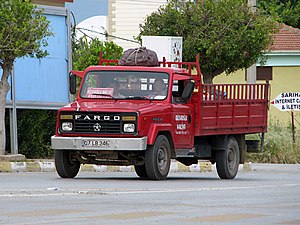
{"left": 59, "top": 112, "right": 137, "bottom": 134}
{"left": 73, "top": 113, "right": 121, "bottom": 134}
{"left": 74, "top": 120, "right": 121, "bottom": 134}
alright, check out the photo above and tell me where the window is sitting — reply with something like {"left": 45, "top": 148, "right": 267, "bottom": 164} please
{"left": 257, "top": 66, "right": 273, "bottom": 81}
{"left": 245, "top": 66, "right": 273, "bottom": 81}
{"left": 80, "top": 71, "right": 169, "bottom": 100}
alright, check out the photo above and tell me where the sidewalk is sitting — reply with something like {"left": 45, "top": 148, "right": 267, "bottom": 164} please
{"left": 248, "top": 163, "right": 300, "bottom": 172}
{"left": 0, "top": 160, "right": 255, "bottom": 173}
{"left": 1, "top": 156, "right": 299, "bottom": 173}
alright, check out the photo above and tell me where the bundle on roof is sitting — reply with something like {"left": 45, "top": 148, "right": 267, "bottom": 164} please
{"left": 118, "top": 47, "right": 159, "bottom": 67}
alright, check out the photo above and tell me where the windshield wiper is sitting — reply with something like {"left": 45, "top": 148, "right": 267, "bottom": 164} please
{"left": 125, "top": 96, "right": 149, "bottom": 100}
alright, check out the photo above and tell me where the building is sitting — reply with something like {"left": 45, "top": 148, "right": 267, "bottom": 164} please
{"left": 7, "top": 0, "right": 74, "bottom": 109}
{"left": 107, "top": 0, "right": 167, "bottom": 50}
{"left": 65, "top": 0, "right": 168, "bottom": 49}
{"left": 214, "top": 24, "right": 300, "bottom": 125}
{"left": 6, "top": 0, "right": 73, "bottom": 154}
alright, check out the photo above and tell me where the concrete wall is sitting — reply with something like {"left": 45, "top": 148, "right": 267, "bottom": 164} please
{"left": 213, "top": 66, "right": 300, "bottom": 125}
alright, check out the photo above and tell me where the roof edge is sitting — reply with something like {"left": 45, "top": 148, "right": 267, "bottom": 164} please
{"left": 267, "top": 51, "right": 300, "bottom": 56}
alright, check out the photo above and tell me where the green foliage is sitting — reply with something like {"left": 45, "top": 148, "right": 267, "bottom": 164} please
{"left": 17, "top": 110, "right": 57, "bottom": 159}
{"left": 0, "top": 0, "right": 53, "bottom": 156}
{"left": 5, "top": 109, "right": 57, "bottom": 158}
{"left": 4, "top": 37, "right": 123, "bottom": 159}
{"left": 0, "top": 0, "right": 52, "bottom": 64}
{"left": 247, "top": 118, "right": 300, "bottom": 163}
{"left": 258, "top": 0, "right": 300, "bottom": 29}
{"left": 138, "top": 0, "right": 278, "bottom": 83}
{"left": 72, "top": 37, "right": 123, "bottom": 71}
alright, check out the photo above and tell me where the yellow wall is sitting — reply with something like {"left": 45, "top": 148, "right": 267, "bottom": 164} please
{"left": 213, "top": 67, "right": 300, "bottom": 125}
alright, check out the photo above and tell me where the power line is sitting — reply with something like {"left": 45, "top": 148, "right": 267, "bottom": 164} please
{"left": 69, "top": 10, "right": 140, "bottom": 45}
{"left": 76, "top": 27, "right": 140, "bottom": 44}
{"left": 76, "top": 28, "right": 94, "bottom": 40}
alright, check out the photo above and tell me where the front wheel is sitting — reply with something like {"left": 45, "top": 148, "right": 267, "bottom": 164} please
{"left": 55, "top": 150, "right": 80, "bottom": 178}
{"left": 145, "top": 135, "right": 171, "bottom": 180}
{"left": 216, "top": 136, "right": 240, "bottom": 179}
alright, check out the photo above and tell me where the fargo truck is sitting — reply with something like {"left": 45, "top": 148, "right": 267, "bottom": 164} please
{"left": 51, "top": 55, "right": 269, "bottom": 180}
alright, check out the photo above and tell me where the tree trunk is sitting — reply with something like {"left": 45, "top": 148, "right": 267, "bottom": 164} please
{"left": 202, "top": 73, "right": 214, "bottom": 84}
{"left": 202, "top": 69, "right": 225, "bottom": 84}
{"left": 0, "top": 63, "right": 12, "bottom": 155}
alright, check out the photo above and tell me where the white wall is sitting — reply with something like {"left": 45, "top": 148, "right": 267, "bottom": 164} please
{"left": 108, "top": 0, "right": 167, "bottom": 50}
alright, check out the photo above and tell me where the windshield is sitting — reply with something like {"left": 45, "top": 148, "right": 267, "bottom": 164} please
{"left": 80, "top": 71, "right": 169, "bottom": 100}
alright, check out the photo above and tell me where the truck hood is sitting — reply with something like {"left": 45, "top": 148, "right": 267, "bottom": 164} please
{"left": 62, "top": 100, "right": 168, "bottom": 114}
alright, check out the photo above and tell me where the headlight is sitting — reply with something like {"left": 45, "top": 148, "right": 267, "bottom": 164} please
{"left": 61, "top": 122, "right": 73, "bottom": 131}
{"left": 123, "top": 123, "right": 135, "bottom": 133}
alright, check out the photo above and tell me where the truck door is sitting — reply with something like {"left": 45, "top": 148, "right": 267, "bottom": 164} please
{"left": 171, "top": 79, "right": 194, "bottom": 149}
{"left": 172, "top": 105, "right": 194, "bottom": 149}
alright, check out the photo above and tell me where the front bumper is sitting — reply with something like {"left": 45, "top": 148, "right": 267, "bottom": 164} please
{"left": 51, "top": 136, "right": 147, "bottom": 151}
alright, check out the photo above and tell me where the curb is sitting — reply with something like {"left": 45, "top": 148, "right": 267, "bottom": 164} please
{"left": 0, "top": 160, "right": 252, "bottom": 173}
{"left": 0, "top": 161, "right": 56, "bottom": 173}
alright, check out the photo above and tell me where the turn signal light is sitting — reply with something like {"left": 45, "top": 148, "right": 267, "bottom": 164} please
{"left": 122, "top": 116, "right": 136, "bottom": 121}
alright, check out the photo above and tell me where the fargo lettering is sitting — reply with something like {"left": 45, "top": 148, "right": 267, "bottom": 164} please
{"left": 75, "top": 115, "right": 120, "bottom": 121}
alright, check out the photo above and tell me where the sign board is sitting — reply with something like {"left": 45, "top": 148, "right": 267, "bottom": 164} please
{"left": 86, "top": 88, "right": 114, "bottom": 98}
{"left": 271, "top": 92, "right": 300, "bottom": 111}
{"left": 141, "top": 36, "right": 182, "bottom": 66}
{"left": 5, "top": 9, "right": 71, "bottom": 110}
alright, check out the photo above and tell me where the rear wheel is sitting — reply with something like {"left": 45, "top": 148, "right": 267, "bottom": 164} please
{"left": 216, "top": 136, "right": 239, "bottom": 179}
{"left": 145, "top": 135, "right": 171, "bottom": 180}
{"left": 55, "top": 150, "right": 80, "bottom": 178}
{"left": 134, "top": 164, "right": 148, "bottom": 179}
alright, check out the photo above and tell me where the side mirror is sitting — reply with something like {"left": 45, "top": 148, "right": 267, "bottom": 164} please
{"left": 69, "top": 73, "right": 77, "bottom": 95}
{"left": 181, "top": 80, "right": 195, "bottom": 103}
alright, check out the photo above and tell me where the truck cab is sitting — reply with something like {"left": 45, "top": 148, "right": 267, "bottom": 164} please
{"left": 52, "top": 56, "right": 269, "bottom": 180}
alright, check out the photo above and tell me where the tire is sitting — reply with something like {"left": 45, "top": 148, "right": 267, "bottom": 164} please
{"left": 145, "top": 135, "right": 171, "bottom": 180}
{"left": 134, "top": 164, "right": 148, "bottom": 179}
{"left": 216, "top": 136, "right": 240, "bottom": 179}
{"left": 55, "top": 150, "right": 80, "bottom": 178}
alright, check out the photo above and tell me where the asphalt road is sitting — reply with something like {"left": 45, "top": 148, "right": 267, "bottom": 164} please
{"left": 0, "top": 165, "right": 299, "bottom": 225}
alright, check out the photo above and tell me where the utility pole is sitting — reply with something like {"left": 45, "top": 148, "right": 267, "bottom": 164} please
{"left": 10, "top": 66, "right": 18, "bottom": 154}
{"left": 246, "top": 0, "right": 257, "bottom": 84}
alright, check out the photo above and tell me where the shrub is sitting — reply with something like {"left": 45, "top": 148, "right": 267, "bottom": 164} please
{"left": 247, "top": 117, "right": 300, "bottom": 163}
{"left": 17, "top": 109, "right": 56, "bottom": 159}
{"left": 5, "top": 109, "right": 56, "bottom": 158}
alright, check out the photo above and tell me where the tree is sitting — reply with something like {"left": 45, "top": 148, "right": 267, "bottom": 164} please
{"left": 258, "top": 0, "right": 300, "bottom": 29}
{"left": 138, "top": 0, "right": 278, "bottom": 84}
{"left": 0, "top": 0, "right": 52, "bottom": 155}
{"left": 72, "top": 36, "right": 123, "bottom": 71}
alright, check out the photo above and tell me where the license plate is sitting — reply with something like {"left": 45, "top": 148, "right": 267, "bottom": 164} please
{"left": 82, "top": 140, "right": 110, "bottom": 147}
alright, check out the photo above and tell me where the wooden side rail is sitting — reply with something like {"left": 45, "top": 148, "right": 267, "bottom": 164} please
{"left": 202, "top": 82, "right": 270, "bottom": 102}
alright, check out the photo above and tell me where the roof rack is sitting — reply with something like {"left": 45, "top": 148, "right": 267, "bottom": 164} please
{"left": 98, "top": 52, "right": 202, "bottom": 78}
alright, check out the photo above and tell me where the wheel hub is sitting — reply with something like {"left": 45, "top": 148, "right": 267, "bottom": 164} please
{"left": 228, "top": 149, "right": 236, "bottom": 170}
{"left": 157, "top": 148, "right": 167, "bottom": 170}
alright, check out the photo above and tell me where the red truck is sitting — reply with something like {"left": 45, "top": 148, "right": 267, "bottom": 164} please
{"left": 51, "top": 55, "right": 269, "bottom": 180}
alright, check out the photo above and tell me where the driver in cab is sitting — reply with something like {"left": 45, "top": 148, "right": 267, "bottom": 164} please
{"left": 150, "top": 78, "right": 167, "bottom": 99}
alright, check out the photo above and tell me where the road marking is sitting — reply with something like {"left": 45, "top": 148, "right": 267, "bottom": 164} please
{"left": 278, "top": 220, "right": 300, "bottom": 224}
{"left": 0, "top": 192, "right": 80, "bottom": 197}
{"left": 92, "top": 183, "right": 300, "bottom": 195}
{"left": 100, "top": 211, "right": 172, "bottom": 220}
{"left": 1, "top": 209, "right": 87, "bottom": 217}
{"left": 0, "top": 211, "right": 173, "bottom": 225}
{"left": 0, "top": 183, "right": 299, "bottom": 197}
{"left": 182, "top": 213, "right": 267, "bottom": 223}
